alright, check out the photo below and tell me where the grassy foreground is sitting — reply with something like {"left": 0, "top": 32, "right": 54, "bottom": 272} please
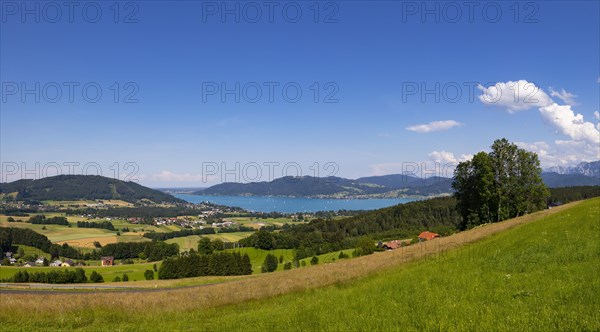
{"left": 1, "top": 198, "right": 598, "bottom": 331}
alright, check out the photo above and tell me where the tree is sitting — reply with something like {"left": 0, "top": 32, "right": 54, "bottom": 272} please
{"left": 144, "top": 269, "right": 154, "bottom": 280}
{"left": 93, "top": 241, "right": 102, "bottom": 248}
{"left": 197, "top": 237, "right": 213, "bottom": 255}
{"left": 211, "top": 239, "right": 224, "bottom": 251}
{"left": 453, "top": 138, "right": 549, "bottom": 228}
{"left": 122, "top": 273, "right": 129, "bottom": 282}
{"left": 261, "top": 253, "right": 278, "bottom": 273}
{"left": 353, "top": 237, "right": 375, "bottom": 257}
{"left": 255, "top": 230, "right": 274, "bottom": 250}
{"left": 153, "top": 263, "right": 158, "bottom": 272}
{"left": 17, "top": 247, "right": 25, "bottom": 258}
{"left": 7, "top": 217, "right": 15, "bottom": 222}
{"left": 89, "top": 271, "right": 104, "bottom": 283}
{"left": 42, "top": 257, "right": 49, "bottom": 266}
{"left": 310, "top": 256, "right": 319, "bottom": 265}
{"left": 113, "top": 276, "right": 121, "bottom": 282}
{"left": 283, "top": 262, "right": 292, "bottom": 270}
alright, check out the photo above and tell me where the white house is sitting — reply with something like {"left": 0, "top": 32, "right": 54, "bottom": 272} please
{"left": 35, "top": 257, "right": 45, "bottom": 265}
{"left": 50, "top": 259, "right": 63, "bottom": 267}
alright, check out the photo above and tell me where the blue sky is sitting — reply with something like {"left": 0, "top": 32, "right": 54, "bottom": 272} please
{"left": 1, "top": 1, "right": 599, "bottom": 186}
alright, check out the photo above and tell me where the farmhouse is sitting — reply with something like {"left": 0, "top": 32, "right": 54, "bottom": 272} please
{"left": 101, "top": 256, "right": 114, "bottom": 266}
{"left": 35, "top": 257, "right": 45, "bottom": 265}
{"left": 62, "top": 259, "right": 75, "bottom": 267}
{"left": 418, "top": 231, "right": 440, "bottom": 242}
{"left": 380, "top": 240, "right": 411, "bottom": 250}
{"left": 50, "top": 259, "right": 62, "bottom": 267}
{"left": 23, "top": 261, "right": 34, "bottom": 267}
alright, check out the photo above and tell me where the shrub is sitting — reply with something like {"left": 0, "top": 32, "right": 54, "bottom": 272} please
{"left": 89, "top": 271, "right": 104, "bottom": 283}
{"left": 310, "top": 256, "right": 319, "bottom": 265}
{"left": 144, "top": 270, "right": 154, "bottom": 280}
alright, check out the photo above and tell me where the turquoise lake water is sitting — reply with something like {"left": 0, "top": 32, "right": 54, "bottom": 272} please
{"left": 175, "top": 194, "right": 419, "bottom": 213}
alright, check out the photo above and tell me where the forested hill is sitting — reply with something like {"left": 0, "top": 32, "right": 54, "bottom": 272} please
{"left": 0, "top": 175, "right": 184, "bottom": 204}
{"left": 195, "top": 175, "right": 453, "bottom": 198}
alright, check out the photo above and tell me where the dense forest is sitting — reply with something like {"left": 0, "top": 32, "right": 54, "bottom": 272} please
{"left": 0, "top": 175, "right": 184, "bottom": 204}
{"left": 143, "top": 227, "right": 216, "bottom": 240}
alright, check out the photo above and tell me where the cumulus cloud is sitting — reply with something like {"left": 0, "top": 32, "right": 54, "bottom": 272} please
{"left": 427, "top": 151, "right": 472, "bottom": 164}
{"left": 478, "top": 80, "right": 552, "bottom": 113}
{"left": 517, "top": 140, "right": 599, "bottom": 168}
{"left": 478, "top": 80, "right": 599, "bottom": 166}
{"left": 549, "top": 87, "right": 578, "bottom": 106}
{"left": 538, "top": 103, "right": 599, "bottom": 145}
{"left": 406, "top": 120, "right": 463, "bottom": 133}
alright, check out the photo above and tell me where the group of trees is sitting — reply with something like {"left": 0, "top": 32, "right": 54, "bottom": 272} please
{"left": 158, "top": 251, "right": 252, "bottom": 279}
{"left": 28, "top": 215, "right": 69, "bottom": 226}
{"left": 91, "top": 241, "right": 179, "bottom": 261}
{"left": 76, "top": 221, "right": 115, "bottom": 231}
{"left": 547, "top": 186, "right": 600, "bottom": 205}
{"left": 7, "top": 268, "right": 91, "bottom": 284}
{"left": 143, "top": 227, "right": 215, "bottom": 241}
{"left": 452, "top": 139, "right": 549, "bottom": 229}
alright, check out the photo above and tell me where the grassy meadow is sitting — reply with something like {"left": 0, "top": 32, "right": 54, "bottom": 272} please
{"left": 0, "top": 262, "right": 159, "bottom": 282}
{"left": 1, "top": 198, "right": 597, "bottom": 331}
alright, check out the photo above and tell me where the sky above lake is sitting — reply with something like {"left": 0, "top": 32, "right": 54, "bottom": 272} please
{"left": 2, "top": 1, "right": 599, "bottom": 186}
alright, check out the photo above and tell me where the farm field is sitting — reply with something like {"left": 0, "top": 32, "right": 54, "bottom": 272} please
{"left": 165, "top": 232, "right": 252, "bottom": 252}
{"left": 1, "top": 198, "right": 597, "bottom": 331}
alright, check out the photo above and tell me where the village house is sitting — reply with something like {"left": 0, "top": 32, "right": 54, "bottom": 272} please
{"left": 23, "top": 261, "right": 35, "bottom": 267}
{"left": 418, "top": 231, "right": 440, "bottom": 242}
{"left": 380, "top": 239, "right": 411, "bottom": 250}
{"left": 35, "top": 257, "right": 45, "bottom": 265}
{"left": 50, "top": 259, "right": 62, "bottom": 267}
{"left": 101, "top": 256, "right": 114, "bottom": 266}
{"left": 62, "top": 259, "right": 75, "bottom": 267}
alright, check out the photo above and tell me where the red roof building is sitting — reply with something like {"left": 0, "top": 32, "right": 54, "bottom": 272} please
{"left": 418, "top": 231, "right": 440, "bottom": 241}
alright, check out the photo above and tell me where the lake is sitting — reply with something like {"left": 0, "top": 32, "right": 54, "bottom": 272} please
{"left": 174, "top": 194, "right": 420, "bottom": 213}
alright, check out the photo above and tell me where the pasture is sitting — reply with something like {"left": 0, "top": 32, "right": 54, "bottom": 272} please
{"left": 0, "top": 198, "right": 597, "bottom": 331}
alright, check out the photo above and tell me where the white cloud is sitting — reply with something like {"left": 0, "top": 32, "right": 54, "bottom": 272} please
{"left": 147, "top": 171, "right": 205, "bottom": 183}
{"left": 427, "top": 151, "right": 472, "bottom": 164}
{"left": 517, "top": 140, "right": 599, "bottom": 168}
{"left": 549, "top": 87, "right": 578, "bottom": 106}
{"left": 538, "top": 103, "right": 600, "bottom": 145}
{"left": 406, "top": 120, "right": 463, "bottom": 133}
{"left": 594, "top": 111, "right": 599, "bottom": 120}
{"left": 478, "top": 80, "right": 552, "bottom": 113}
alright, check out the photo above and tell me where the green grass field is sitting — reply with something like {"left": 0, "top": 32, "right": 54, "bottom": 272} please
{"left": 1, "top": 199, "right": 598, "bottom": 331}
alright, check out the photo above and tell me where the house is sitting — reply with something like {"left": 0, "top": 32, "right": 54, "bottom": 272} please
{"left": 380, "top": 240, "right": 411, "bottom": 250}
{"left": 418, "top": 231, "right": 440, "bottom": 242}
{"left": 23, "top": 261, "right": 34, "bottom": 267}
{"left": 35, "top": 257, "right": 45, "bottom": 265}
{"left": 50, "top": 259, "right": 63, "bottom": 267}
{"left": 62, "top": 259, "right": 75, "bottom": 267}
{"left": 9, "top": 257, "right": 16, "bottom": 264}
{"left": 101, "top": 256, "right": 114, "bottom": 266}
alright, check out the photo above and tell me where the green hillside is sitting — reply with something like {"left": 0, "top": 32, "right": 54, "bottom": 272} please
{"left": 2, "top": 198, "right": 598, "bottom": 331}
{"left": 0, "top": 175, "right": 184, "bottom": 204}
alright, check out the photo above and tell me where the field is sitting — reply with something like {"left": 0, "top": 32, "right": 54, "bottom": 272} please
{"left": 1, "top": 198, "right": 597, "bottom": 330}
{"left": 165, "top": 232, "right": 252, "bottom": 252}
{"left": 0, "top": 262, "right": 159, "bottom": 282}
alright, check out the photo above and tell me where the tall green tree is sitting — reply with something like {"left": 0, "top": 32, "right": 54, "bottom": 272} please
{"left": 453, "top": 138, "right": 549, "bottom": 229}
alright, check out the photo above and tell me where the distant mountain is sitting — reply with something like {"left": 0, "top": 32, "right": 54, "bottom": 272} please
{"left": 545, "top": 161, "right": 600, "bottom": 178}
{"left": 0, "top": 175, "right": 185, "bottom": 204}
{"left": 195, "top": 175, "right": 453, "bottom": 198}
{"left": 541, "top": 172, "right": 600, "bottom": 188}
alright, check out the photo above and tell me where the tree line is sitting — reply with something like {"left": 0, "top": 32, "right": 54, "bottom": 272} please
{"left": 143, "top": 227, "right": 216, "bottom": 241}
{"left": 76, "top": 221, "right": 115, "bottom": 231}
{"left": 158, "top": 251, "right": 252, "bottom": 279}
{"left": 5, "top": 268, "right": 89, "bottom": 284}
{"left": 28, "top": 215, "right": 69, "bottom": 226}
